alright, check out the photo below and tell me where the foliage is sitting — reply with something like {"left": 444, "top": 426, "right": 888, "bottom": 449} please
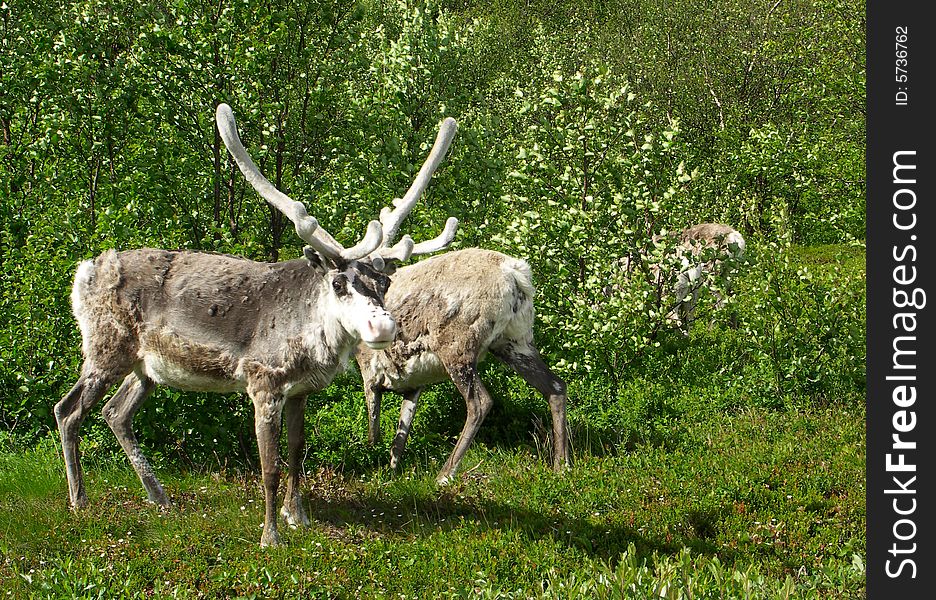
{"left": 1, "top": 0, "right": 865, "bottom": 441}
{"left": 492, "top": 55, "right": 710, "bottom": 375}
{"left": 611, "top": 0, "right": 866, "bottom": 244}
{"left": 734, "top": 240, "right": 866, "bottom": 404}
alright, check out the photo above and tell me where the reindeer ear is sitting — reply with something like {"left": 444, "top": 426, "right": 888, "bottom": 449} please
{"left": 304, "top": 247, "right": 331, "bottom": 274}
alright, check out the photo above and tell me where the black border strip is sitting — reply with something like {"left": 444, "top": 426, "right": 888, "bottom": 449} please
{"left": 867, "top": 1, "right": 934, "bottom": 596}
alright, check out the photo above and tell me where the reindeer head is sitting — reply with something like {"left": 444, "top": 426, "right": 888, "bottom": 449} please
{"left": 302, "top": 250, "right": 394, "bottom": 349}
{"left": 216, "top": 104, "right": 459, "bottom": 350}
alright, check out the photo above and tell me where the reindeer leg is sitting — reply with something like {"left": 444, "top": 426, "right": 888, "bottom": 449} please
{"left": 672, "top": 270, "right": 692, "bottom": 334}
{"left": 493, "top": 345, "right": 571, "bottom": 471}
{"left": 364, "top": 382, "right": 383, "bottom": 446}
{"left": 101, "top": 372, "right": 168, "bottom": 506}
{"left": 250, "top": 389, "right": 286, "bottom": 547}
{"left": 436, "top": 359, "right": 493, "bottom": 485}
{"left": 280, "top": 394, "right": 310, "bottom": 528}
{"left": 390, "top": 388, "right": 422, "bottom": 469}
{"left": 54, "top": 366, "right": 122, "bottom": 508}
{"left": 680, "top": 264, "right": 706, "bottom": 334}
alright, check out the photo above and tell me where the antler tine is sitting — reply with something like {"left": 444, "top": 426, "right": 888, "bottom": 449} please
{"left": 338, "top": 220, "right": 384, "bottom": 260}
{"left": 216, "top": 103, "right": 382, "bottom": 261}
{"left": 411, "top": 217, "right": 459, "bottom": 256}
{"left": 379, "top": 117, "right": 458, "bottom": 246}
{"left": 380, "top": 235, "right": 416, "bottom": 263}
{"left": 369, "top": 214, "right": 458, "bottom": 269}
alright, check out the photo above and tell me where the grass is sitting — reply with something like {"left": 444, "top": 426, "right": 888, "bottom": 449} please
{"left": 1, "top": 402, "right": 865, "bottom": 598}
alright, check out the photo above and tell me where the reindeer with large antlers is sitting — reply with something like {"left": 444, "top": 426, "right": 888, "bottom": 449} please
{"left": 54, "top": 104, "right": 458, "bottom": 546}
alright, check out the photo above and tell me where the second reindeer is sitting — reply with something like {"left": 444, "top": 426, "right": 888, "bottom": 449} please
{"left": 355, "top": 246, "right": 571, "bottom": 484}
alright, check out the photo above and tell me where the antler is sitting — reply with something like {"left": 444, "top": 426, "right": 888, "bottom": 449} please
{"left": 370, "top": 117, "right": 459, "bottom": 266}
{"left": 216, "top": 103, "right": 382, "bottom": 261}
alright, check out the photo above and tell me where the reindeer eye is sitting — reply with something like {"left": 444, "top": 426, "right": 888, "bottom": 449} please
{"left": 332, "top": 277, "right": 345, "bottom": 294}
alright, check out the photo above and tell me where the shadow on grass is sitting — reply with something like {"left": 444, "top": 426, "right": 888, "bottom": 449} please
{"left": 299, "top": 479, "right": 736, "bottom": 568}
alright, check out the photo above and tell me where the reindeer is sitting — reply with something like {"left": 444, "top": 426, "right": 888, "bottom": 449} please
{"left": 622, "top": 223, "right": 746, "bottom": 332}
{"left": 54, "top": 104, "right": 457, "bottom": 546}
{"left": 354, "top": 246, "right": 570, "bottom": 484}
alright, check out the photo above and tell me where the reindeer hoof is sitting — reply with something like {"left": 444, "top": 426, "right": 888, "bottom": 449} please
{"left": 260, "top": 529, "right": 283, "bottom": 547}
{"left": 147, "top": 491, "right": 172, "bottom": 509}
{"left": 280, "top": 504, "right": 310, "bottom": 528}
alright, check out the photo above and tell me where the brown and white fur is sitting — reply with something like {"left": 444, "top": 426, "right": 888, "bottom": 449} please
{"left": 57, "top": 243, "right": 395, "bottom": 547}
{"left": 54, "top": 104, "right": 457, "bottom": 547}
{"left": 622, "top": 223, "right": 745, "bottom": 331}
{"left": 355, "top": 248, "right": 570, "bottom": 484}
{"left": 668, "top": 223, "right": 745, "bottom": 326}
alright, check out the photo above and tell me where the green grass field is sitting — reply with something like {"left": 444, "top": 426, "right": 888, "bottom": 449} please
{"left": 1, "top": 402, "right": 865, "bottom": 598}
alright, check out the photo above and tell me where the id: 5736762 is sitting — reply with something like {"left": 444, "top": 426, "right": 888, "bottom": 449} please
{"left": 895, "top": 26, "right": 908, "bottom": 106}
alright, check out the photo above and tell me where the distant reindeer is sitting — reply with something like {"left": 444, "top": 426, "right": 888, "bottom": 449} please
{"left": 623, "top": 223, "right": 746, "bottom": 331}
{"left": 354, "top": 246, "right": 570, "bottom": 484}
{"left": 54, "top": 104, "right": 458, "bottom": 546}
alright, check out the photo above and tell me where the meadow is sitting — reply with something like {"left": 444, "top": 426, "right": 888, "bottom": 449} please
{"left": 1, "top": 374, "right": 865, "bottom": 597}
